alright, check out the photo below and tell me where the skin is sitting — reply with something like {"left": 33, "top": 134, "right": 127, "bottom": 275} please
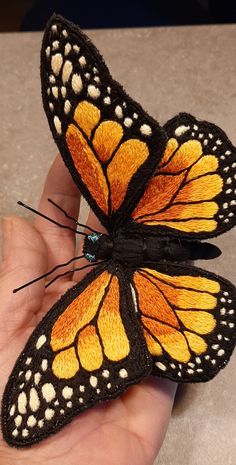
{"left": 0, "top": 155, "right": 176, "bottom": 465}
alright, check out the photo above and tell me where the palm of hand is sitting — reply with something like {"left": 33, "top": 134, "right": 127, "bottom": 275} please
{"left": 0, "top": 156, "right": 176, "bottom": 465}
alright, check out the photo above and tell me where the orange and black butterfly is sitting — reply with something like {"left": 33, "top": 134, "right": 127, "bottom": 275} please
{"left": 2, "top": 14, "right": 236, "bottom": 447}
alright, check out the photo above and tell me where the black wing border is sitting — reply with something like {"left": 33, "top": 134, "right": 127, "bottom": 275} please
{"left": 128, "top": 260, "right": 236, "bottom": 383}
{"left": 41, "top": 14, "right": 167, "bottom": 232}
{"left": 1, "top": 261, "right": 151, "bottom": 448}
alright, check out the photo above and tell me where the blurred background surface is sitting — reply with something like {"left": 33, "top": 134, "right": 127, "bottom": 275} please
{"left": 0, "top": 0, "right": 236, "bottom": 32}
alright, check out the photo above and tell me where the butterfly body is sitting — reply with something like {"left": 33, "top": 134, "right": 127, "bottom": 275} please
{"left": 83, "top": 230, "right": 221, "bottom": 265}
{"left": 2, "top": 14, "right": 236, "bottom": 447}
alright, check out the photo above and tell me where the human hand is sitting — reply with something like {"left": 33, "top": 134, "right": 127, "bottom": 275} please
{"left": 0, "top": 155, "right": 177, "bottom": 465}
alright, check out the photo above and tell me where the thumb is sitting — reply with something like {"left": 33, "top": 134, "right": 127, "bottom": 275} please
{"left": 0, "top": 216, "right": 47, "bottom": 341}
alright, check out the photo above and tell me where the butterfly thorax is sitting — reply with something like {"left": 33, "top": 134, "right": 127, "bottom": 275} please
{"left": 83, "top": 231, "right": 219, "bottom": 266}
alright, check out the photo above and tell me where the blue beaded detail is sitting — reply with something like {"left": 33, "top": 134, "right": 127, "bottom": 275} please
{"left": 87, "top": 233, "right": 102, "bottom": 243}
{"left": 84, "top": 252, "right": 96, "bottom": 262}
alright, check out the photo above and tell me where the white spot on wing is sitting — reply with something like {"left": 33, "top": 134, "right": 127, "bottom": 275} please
{"left": 49, "top": 75, "right": 56, "bottom": 84}
{"left": 155, "top": 362, "right": 167, "bottom": 371}
{"left": 45, "top": 46, "right": 50, "bottom": 58}
{"left": 45, "top": 408, "right": 55, "bottom": 420}
{"left": 62, "top": 60, "right": 73, "bottom": 84}
{"left": 29, "top": 388, "right": 40, "bottom": 412}
{"left": 51, "top": 54, "right": 63, "bottom": 76}
{"left": 36, "top": 335, "right": 46, "bottom": 350}
{"left": 34, "top": 372, "right": 41, "bottom": 385}
{"left": 52, "top": 86, "right": 59, "bottom": 99}
{"left": 90, "top": 376, "right": 98, "bottom": 387}
{"left": 18, "top": 392, "right": 27, "bottom": 414}
{"left": 64, "top": 100, "right": 71, "bottom": 114}
{"left": 15, "top": 415, "right": 22, "bottom": 427}
{"left": 25, "top": 370, "right": 32, "bottom": 381}
{"left": 124, "top": 117, "right": 133, "bottom": 128}
{"left": 140, "top": 124, "right": 152, "bottom": 136}
{"left": 79, "top": 56, "right": 87, "bottom": 67}
{"left": 88, "top": 85, "right": 100, "bottom": 99}
{"left": 27, "top": 415, "right": 37, "bottom": 427}
{"left": 130, "top": 284, "right": 138, "bottom": 313}
{"left": 175, "top": 125, "right": 190, "bottom": 136}
{"left": 65, "top": 43, "right": 72, "bottom": 56}
{"left": 54, "top": 116, "right": 62, "bottom": 135}
{"left": 62, "top": 386, "right": 73, "bottom": 399}
{"left": 73, "top": 45, "right": 80, "bottom": 53}
{"left": 115, "top": 105, "right": 123, "bottom": 118}
{"left": 119, "top": 368, "right": 128, "bottom": 378}
{"left": 52, "top": 40, "right": 59, "bottom": 51}
{"left": 217, "top": 349, "right": 225, "bottom": 356}
{"left": 104, "top": 96, "right": 111, "bottom": 105}
{"left": 10, "top": 405, "right": 15, "bottom": 416}
{"left": 61, "top": 86, "right": 67, "bottom": 98}
{"left": 72, "top": 74, "right": 83, "bottom": 94}
{"left": 42, "top": 383, "right": 56, "bottom": 402}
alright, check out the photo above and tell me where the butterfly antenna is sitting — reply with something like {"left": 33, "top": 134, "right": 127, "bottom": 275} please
{"left": 45, "top": 261, "right": 105, "bottom": 288}
{"left": 47, "top": 198, "right": 102, "bottom": 234}
{"left": 13, "top": 255, "right": 85, "bottom": 293}
{"left": 17, "top": 201, "right": 87, "bottom": 236}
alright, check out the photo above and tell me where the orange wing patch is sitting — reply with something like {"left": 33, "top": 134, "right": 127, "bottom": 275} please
{"left": 51, "top": 271, "right": 130, "bottom": 379}
{"left": 133, "top": 268, "right": 219, "bottom": 364}
{"left": 132, "top": 137, "right": 223, "bottom": 233}
{"left": 66, "top": 101, "right": 149, "bottom": 215}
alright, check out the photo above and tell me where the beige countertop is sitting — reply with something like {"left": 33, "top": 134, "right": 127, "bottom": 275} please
{"left": 0, "top": 24, "right": 236, "bottom": 464}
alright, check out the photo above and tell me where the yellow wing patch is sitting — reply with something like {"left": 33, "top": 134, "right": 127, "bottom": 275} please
{"left": 66, "top": 100, "right": 149, "bottom": 215}
{"left": 51, "top": 271, "right": 130, "bottom": 379}
{"left": 133, "top": 268, "right": 219, "bottom": 363}
{"left": 132, "top": 137, "right": 223, "bottom": 233}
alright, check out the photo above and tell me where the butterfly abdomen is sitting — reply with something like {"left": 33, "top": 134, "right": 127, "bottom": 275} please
{"left": 83, "top": 231, "right": 208, "bottom": 266}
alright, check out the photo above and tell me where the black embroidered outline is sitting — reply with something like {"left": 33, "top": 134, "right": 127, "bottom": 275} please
{"left": 128, "top": 261, "right": 236, "bottom": 383}
{"left": 1, "top": 261, "right": 151, "bottom": 448}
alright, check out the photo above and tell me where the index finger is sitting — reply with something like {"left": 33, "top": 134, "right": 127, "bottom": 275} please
{"left": 35, "top": 154, "right": 81, "bottom": 271}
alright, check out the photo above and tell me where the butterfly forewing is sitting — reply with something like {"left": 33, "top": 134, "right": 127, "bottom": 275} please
{"left": 2, "top": 263, "right": 151, "bottom": 447}
{"left": 130, "top": 262, "right": 236, "bottom": 382}
{"left": 41, "top": 14, "right": 166, "bottom": 231}
{"left": 130, "top": 113, "right": 236, "bottom": 239}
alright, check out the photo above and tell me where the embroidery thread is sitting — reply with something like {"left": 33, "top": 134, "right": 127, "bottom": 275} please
{"left": 1, "top": 14, "right": 236, "bottom": 447}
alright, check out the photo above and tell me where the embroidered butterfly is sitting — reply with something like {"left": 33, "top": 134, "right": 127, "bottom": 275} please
{"left": 2, "top": 14, "right": 236, "bottom": 447}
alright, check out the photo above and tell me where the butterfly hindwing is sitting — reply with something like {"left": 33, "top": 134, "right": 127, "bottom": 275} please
{"left": 41, "top": 14, "right": 166, "bottom": 231}
{"left": 130, "top": 262, "right": 236, "bottom": 382}
{"left": 130, "top": 113, "right": 236, "bottom": 239}
{"left": 2, "top": 262, "right": 151, "bottom": 447}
